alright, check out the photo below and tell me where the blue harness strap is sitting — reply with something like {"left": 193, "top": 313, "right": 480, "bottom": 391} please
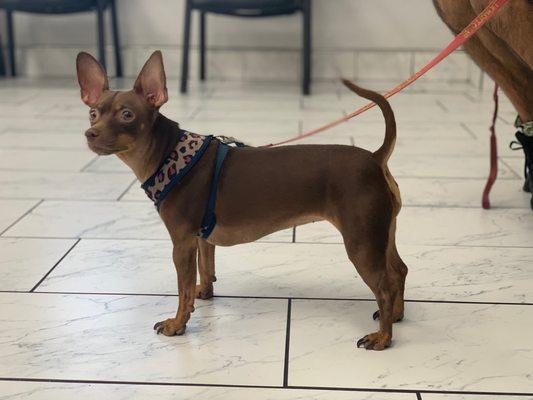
{"left": 199, "top": 142, "right": 230, "bottom": 239}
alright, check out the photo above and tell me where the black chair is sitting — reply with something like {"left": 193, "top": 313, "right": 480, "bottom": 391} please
{"left": 0, "top": 32, "right": 5, "bottom": 76}
{"left": 181, "top": 0, "right": 312, "bottom": 95}
{"left": 0, "top": 0, "right": 122, "bottom": 77}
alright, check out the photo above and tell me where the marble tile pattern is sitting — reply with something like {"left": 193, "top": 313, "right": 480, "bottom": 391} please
{"left": 294, "top": 208, "right": 533, "bottom": 247}
{"left": 0, "top": 148, "right": 95, "bottom": 172}
{"left": 0, "top": 381, "right": 417, "bottom": 400}
{"left": 0, "top": 293, "right": 287, "bottom": 385}
{"left": 0, "top": 78, "right": 531, "bottom": 398}
{"left": 423, "top": 396, "right": 533, "bottom": 400}
{"left": 3, "top": 200, "right": 293, "bottom": 242}
{"left": 289, "top": 300, "right": 533, "bottom": 393}
{"left": 0, "top": 171, "right": 136, "bottom": 200}
{"left": 0, "top": 199, "right": 41, "bottom": 233}
{"left": 0, "top": 237, "right": 77, "bottom": 291}
{"left": 37, "top": 241, "right": 533, "bottom": 304}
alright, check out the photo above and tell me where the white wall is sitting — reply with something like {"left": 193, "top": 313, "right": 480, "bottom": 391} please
{"left": 7, "top": 0, "right": 454, "bottom": 48}
{"left": 0, "top": 0, "right": 477, "bottom": 82}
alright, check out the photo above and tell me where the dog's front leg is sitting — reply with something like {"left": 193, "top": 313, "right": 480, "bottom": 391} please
{"left": 154, "top": 239, "right": 198, "bottom": 336}
{"left": 196, "top": 240, "right": 216, "bottom": 299}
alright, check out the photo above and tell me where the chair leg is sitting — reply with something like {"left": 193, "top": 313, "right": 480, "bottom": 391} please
{"left": 199, "top": 11, "right": 206, "bottom": 81}
{"left": 110, "top": 0, "right": 123, "bottom": 77}
{"left": 96, "top": 0, "right": 107, "bottom": 72}
{"left": 6, "top": 10, "right": 16, "bottom": 76}
{"left": 0, "top": 32, "right": 6, "bottom": 77}
{"left": 180, "top": 0, "right": 192, "bottom": 93}
{"left": 302, "top": 0, "right": 312, "bottom": 95}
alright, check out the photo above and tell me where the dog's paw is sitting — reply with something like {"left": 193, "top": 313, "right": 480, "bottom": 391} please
{"left": 356, "top": 332, "right": 391, "bottom": 351}
{"left": 372, "top": 310, "right": 404, "bottom": 322}
{"left": 195, "top": 284, "right": 214, "bottom": 300}
{"left": 153, "top": 318, "right": 186, "bottom": 336}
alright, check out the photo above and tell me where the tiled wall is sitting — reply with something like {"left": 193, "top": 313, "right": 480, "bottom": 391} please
{"left": 0, "top": 0, "right": 483, "bottom": 83}
{"left": 11, "top": 45, "right": 481, "bottom": 84}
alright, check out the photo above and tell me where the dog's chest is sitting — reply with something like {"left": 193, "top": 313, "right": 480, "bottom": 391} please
{"left": 141, "top": 131, "right": 213, "bottom": 209}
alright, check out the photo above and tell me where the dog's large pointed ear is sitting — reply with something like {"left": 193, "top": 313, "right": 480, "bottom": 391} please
{"left": 76, "top": 52, "right": 109, "bottom": 107}
{"left": 134, "top": 51, "right": 168, "bottom": 108}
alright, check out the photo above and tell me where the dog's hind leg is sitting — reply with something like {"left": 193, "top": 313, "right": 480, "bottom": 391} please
{"left": 373, "top": 218, "right": 407, "bottom": 323}
{"left": 196, "top": 240, "right": 216, "bottom": 299}
{"left": 339, "top": 219, "right": 395, "bottom": 350}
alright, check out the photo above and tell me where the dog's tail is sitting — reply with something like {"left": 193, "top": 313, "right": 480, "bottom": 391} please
{"left": 341, "top": 79, "right": 396, "bottom": 166}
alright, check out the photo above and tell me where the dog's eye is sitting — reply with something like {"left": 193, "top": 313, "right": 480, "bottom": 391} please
{"left": 120, "top": 109, "right": 135, "bottom": 122}
{"left": 89, "top": 108, "right": 99, "bottom": 121}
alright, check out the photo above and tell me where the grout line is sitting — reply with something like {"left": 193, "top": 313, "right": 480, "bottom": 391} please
{"left": 0, "top": 196, "right": 528, "bottom": 207}
{"left": 0, "top": 168, "right": 522, "bottom": 179}
{"left": 4, "top": 290, "right": 533, "bottom": 307}
{"left": 282, "top": 299, "right": 292, "bottom": 387}
{"left": 0, "top": 235, "right": 294, "bottom": 243}
{"left": 188, "top": 105, "right": 204, "bottom": 120}
{"left": 0, "top": 197, "right": 142, "bottom": 203}
{"left": 0, "top": 199, "right": 44, "bottom": 236}
{"left": 79, "top": 155, "right": 100, "bottom": 172}
{"left": 459, "top": 122, "right": 478, "bottom": 140}
{"left": 499, "top": 158, "right": 522, "bottom": 180}
{"left": 289, "top": 385, "right": 533, "bottom": 397}
{"left": 0, "top": 377, "right": 531, "bottom": 397}
{"left": 462, "top": 91, "right": 478, "bottom": 103}
{"left": 289, "top": 242, "right": 533, "bottom": 249}
{"left": 466, "top": 60, "right": 474, "bottom": 87}
{"left": 0, "top": 377, "right": 279, "bottom": 391}
{"left": 409, "top": 51, "right": 416, "bottom": 76}
{"left": 497, "top": 115, "right": 510, "bottom": 125}
{"left": 400, "top": 203, "right": 528, "bottom": 209}
{"left": 0, "top": 145, "right": 87, "bottom": 151}
{"left": 435, "top": 100, "right": 449, "bottom": 113}
{"left": 376, "top": 175, "right": 520, "bottom": 180}
{"left": 1, "top": 236, "right": 532, "bottom": 249}
{"left": 116, "top": 178, "right": 139, "bottom": 201}
{"left": 0, "top": 168, "right": 134, "bottom": 175}
{"left": 416, "top": 392, "right": 423, "bottom": 400}
{"left": 0, "top": 194, "right": 528, "bottom": 204}
{"left": 29, "top": 239, "right": 81, "bottom": 292}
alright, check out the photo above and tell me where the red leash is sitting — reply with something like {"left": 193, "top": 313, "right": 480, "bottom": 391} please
{"left": 482, "top": 83, "right": 499, "bottom": 209}
{"left": 265, "top": 0, "right": 509, "bottom": 147}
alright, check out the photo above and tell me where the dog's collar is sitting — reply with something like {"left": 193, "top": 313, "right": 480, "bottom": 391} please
{"left": 141, "top": 130, "right": 213, "bottom": 210}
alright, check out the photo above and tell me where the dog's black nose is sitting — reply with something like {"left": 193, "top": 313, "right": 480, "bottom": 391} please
{"left": 85, "top": 129, "right": 99, "bottom": 139}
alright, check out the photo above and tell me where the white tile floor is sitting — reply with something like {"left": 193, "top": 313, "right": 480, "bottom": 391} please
{"left": 0, "top": 78, "right": 532, "bottom": 400}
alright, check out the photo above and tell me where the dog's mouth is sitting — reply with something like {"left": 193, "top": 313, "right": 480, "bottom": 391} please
{"left": 87, "top": 141, "right": 127, "bottom": 155}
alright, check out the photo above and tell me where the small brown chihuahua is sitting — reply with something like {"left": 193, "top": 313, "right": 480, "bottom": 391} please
{"left": 76, "top": 50, "right": 407, "bottom": 350}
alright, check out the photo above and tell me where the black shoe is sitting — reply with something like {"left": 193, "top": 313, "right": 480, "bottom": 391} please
{"left": 510, "top": 131, "right": 533, "bottom": 209}
{"left": 510, "top": 131, "right": 533, "bottom": 193}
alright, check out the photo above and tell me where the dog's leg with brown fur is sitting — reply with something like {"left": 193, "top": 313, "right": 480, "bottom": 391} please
{"left": 379, "top": 219, "right": 408, "bottom": 322}
{"left": 341, "top": 222, "right": 395, "bottom": 350}
{"left": 371, "top": 220, "right": 407, "bottom": 323}
{"left": 154, "top": 238, "right": 198, "bottom": 336}
{"left": 341, "top": 79, "right": 407, "bottom": 329}
{"left": 196, "top": 240, "right": 216, "bottom": 299}
{"left": 337, "top": 79, "right": 407, "bottom": 348}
